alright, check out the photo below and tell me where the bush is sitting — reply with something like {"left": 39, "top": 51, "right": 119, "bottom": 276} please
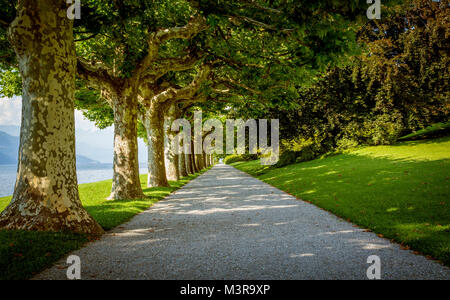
{"left": 295, "top": 144, "right": 320, "bottom": 162}
{"left": 241, "top": 153, "right": 258, "bottom": 161}
{"left": 336, "top": 137, "right": 359, "bottom": 150}
{"left": 224, "top": 154, "right": 257, "bottom": 164}
{"left": 364, "top": 113, "right": 404, "bottom": 145}
{"left": 274, "top": 151, "right": 299, "bottom": 168}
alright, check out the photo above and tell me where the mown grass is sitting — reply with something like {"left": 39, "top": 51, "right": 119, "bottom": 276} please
{"left": 0, "top": 170, "right": 207, "bottom": 280}
{"left": 232, "top": 136, "right": 450, "bottom": 266}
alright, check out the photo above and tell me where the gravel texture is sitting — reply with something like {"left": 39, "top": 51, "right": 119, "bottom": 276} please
{"left": 34, "top": 164, "right": 449, "bottom": 280}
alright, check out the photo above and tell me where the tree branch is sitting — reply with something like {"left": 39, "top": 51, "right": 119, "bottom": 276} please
{"left": 134, "top": 14, "right": 208, "bottom": 79}
{"left": 227, "top": 14, "right": 294, "bottom": 33}
{"left": 0, "top": 18, "right": 10, "bottom": 29}
{"left": 142, "top": 52, "right": 203, "bottom": 83}
{"left": 140, "top": 64, "right": 212, "bottom": 109}
{"left": 76, "top": 58, "right": 119, "bottom": 98}
{"left": 75, "top": 33, "right": 99, "bottom": 42}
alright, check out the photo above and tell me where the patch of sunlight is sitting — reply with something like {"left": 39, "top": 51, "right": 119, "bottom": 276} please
{"left": 362, "top": 243, "right": 391, "bottom": 250}
{"left": 274, "top": 222, "right": 290, "bottom": 226}
{"left": 238, "top": 223, "right": 261, "bottom": 227}
{"left": 301, "top": 165, "right": 325, "bottom": 170}
{"left": 386, "top": 207, "right": 399, "bottom": 212}
{"left": 179, "top": 204, "right": 299, "bottom": 215}
{"left": 0, "top": 196, "right": 12, "bottom": 212}
{"left": 320, "top": 230, "right": 357, "bottom": 236}
{"left": 290, "top": 253, "right": 315, "bottom": 258}
{"left": 323, "top": 170, "right": 338, "bottom": 175}
{"left": 351, "top": 137, "right": 450, "bottom": 162}
{"left": 303, "top": 189, "right": 316, "bottom": 195}
{"left": 395, "top": 223, "right": 449, "bottom": 233}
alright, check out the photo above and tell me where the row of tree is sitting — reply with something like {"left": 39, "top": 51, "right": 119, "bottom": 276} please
{"left": 0, "top": 0, "right": 396, "bottom": 233}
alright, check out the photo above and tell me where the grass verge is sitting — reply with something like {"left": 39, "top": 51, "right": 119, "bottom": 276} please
{"left": 232, "top": 136, "right": 450, "bottom": 266}
{"left": 0, "top": 169, "right": 207, "bottom": 280}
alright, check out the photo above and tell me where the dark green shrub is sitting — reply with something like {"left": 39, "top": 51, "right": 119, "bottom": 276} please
{"left": 224, "top": 154, "right": 259, "bottom": 164}
{"left": 295, "top": 145, "right": 319, "bottom": 162}
{"left": 224, "top": 155, "right": 244, "bottom": 164}
{"left": 274, "top": 151, "right": 299, "bottom": 168}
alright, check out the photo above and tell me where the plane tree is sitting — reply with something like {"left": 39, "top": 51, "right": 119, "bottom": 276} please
{"left": 75, "top": 1, "right": 208, "bottom": 198}
{"left": 0, "top": 0, "right": 103, "bottom": 233}
{"left": 138, "top": 62, "right": 213, "bottom": 186}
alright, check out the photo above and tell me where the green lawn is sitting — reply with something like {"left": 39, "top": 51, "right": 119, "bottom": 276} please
{"left": 0, "top": 170, "right": 207, "bottom": 280}
{"left": 232, "top": 136, "right": 450, "bottom": 266}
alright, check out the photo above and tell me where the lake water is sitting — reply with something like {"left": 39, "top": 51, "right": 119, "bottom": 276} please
{"left": 0, "top": 164, "right": 147, "bottom": 198}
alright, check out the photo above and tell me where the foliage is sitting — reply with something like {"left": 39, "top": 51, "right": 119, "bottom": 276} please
{"left": 232, "top": 136, "right": 450, "bottom": 266}
{"left": 273, "top": 150, "right": 298, "bottom": 168}
{"left": 224, "top": 154, "right": 245, "bottom": 164}
{"left": 75, "top": 84, "right": 114, "bottom": 129}
{"left": 0, "top": 69, "right": 20, "bottom": 97}
{"left": 224, "top": 153, "right": 256, "bottom": 164}
{"left": 230, "top": 0, "right": 449, "bottom": 165}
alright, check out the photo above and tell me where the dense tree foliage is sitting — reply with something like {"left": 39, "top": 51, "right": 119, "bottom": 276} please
{"left": 228, "top": 0, "right": 449, "bottom": 165}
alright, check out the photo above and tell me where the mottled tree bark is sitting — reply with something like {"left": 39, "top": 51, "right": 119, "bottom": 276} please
{"left": 0, "top": 0, "right": 103, "bottom": 234}
{"left": 190, "top": 136, "right": 199, "bottom": 173}
{"left": 108, "top": 91, "right": 145, "bottom": 200}
{"left": 196, "top": 154, "right": 204, "bottom": 170}
{"left": 179, "top": 153, "right": 188, "bottom": 177}
{"left": 190, "top": 153, "right": 198, "bottom": 173}
{"left": 185, "top": 153, "right": 193, "bottom": 174}
{"left": 145, "top": 107, "right": 169, "bottom": 187}
{"left": 203, "top": 152, "right": 208, "bottom": 168}
{"left": 164, "top": 103, "right": 180, "bottom": 181}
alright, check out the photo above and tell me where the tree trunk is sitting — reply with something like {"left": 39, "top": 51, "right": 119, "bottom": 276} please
{"left": 185, "top": 153, "right": 193, "bottom": 174}
{"left": 196, "top": 154, "right": 204, "bottom": 170}
{"left": 179, "top": 153, "right": 188, "bottom": 177}
{"left": 0, "top": 0, "right": 103, "bottom": 234}
{"left": 203, "top": 152, "right": 208, "bottom": 168}
{"left": 164, "top": 103, "right": 180, "bottom": 181}
{"left": 190, "top": 153, "right": 198, "bottom": 173}
{"left": 190, "top": 137, "right": 198, "bottom": 173}
{"left": 145, "top": 108, "right": 169, "bottom": 187}
{"left": 108, "top": 92, "right": 145, "bottom": 200}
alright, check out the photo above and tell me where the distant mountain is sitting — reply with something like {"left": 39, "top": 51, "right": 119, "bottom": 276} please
{"left": 0, "top": 125, "right": 20, "bottom": 137}
{"left": 0, "top": 131, "right": 20, "bottom": 164}
{"left": 0, "top": 123, "right": 148, "bottom": 165}
{"left": 76, "top": 155, "right": 102, "bottom": 167}
{"left": 0, "top": 130, "right": 101, "bottom": 166}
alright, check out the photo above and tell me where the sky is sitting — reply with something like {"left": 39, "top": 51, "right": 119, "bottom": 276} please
{"left": 0, "top": 97, "right": 147, "bottom": 164}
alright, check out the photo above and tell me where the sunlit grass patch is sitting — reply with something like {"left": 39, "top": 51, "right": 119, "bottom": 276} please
{"left": 233, "top": 137, "right": 450, "bottom": 266}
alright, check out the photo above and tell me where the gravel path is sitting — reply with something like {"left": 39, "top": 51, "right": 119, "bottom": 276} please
{"left": 34, "top": 164, "right": 449, "bottom": 280}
